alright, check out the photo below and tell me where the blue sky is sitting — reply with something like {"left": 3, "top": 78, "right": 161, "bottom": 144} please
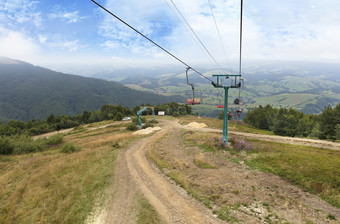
{"left": 0, "top": 0, "right": 339, "bottom": 74}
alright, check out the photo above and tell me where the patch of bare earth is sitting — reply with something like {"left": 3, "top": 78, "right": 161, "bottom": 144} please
{"left": 153, "top": 125, "right": 339, "bottom": 223}
{"left": 89, "top": 122, "right": 224, "bottom": 224}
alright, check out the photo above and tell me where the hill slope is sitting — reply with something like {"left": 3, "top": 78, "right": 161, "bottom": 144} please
{"left": 0, "top": 57, "right": 183, "bottom": 122}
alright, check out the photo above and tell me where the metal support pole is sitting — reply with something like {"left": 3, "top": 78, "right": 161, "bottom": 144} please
{"left": 223, "top": 87, "right": 229, "bottom": 145}
{"left": 152, "top": 110, "right": 156, "bottom": 123}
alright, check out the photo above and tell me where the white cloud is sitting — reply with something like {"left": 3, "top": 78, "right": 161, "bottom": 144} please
{"left": 49, "top": 10, "right": 85, "bottom": 23}
{"left": 38, "top": 34, "right": 47, "bottom": 43}
{"left": 0, "top": 0, "right": 42, "bottom": 27}
{"left": 0, "top": 27, "right": 40, "bottom": 62}
{"left": 61, "top": 40, "right": 81, "bottom": 52}
{"left": 94, "top": 0, "right": 340, "bottom": 68}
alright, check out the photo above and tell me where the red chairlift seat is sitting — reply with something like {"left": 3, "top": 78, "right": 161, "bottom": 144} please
{"left": 186, "top": 98, "right": 201, "bottom": 105}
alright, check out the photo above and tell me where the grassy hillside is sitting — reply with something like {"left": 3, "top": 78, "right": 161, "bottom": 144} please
{"left": 0, "top": 117, "right": 338, "bottom": 223}
{"left": 0, "top": 121, "right": 140, "bottom": 223}
{"left": 0, "top": 59, "right": 183, "bottom": 123}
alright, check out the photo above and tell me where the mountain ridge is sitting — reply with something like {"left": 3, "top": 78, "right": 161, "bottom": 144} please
{"left": 0, "top": 57, "right": 183, "bottom": 123}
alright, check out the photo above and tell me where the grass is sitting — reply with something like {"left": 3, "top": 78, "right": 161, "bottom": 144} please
{"left": 193, "top": 155, "right": 216, "bottom": 169}
{"left": 136, "top": 195, "right": 164, "bottom": 224}
{"left": 177, "top": 121, "right": 340, "bottom": 209}
{"left": 59, "top": 142, "right": 80, "bottom": 153}
{"left": 215, "top": 203, "right": 241, "bottom": 223}
{"left": 0, "top": 134, "right": 64, "bottom": 155}
{"left": 147, "top": 119, "right": 340, "bottom": 223}
{"left": 178, "top": 116, "right": 223, "bottom": 129}
{"left": 177, "top": 116, "right": 274, "bottom": 135}
{"left": 0, "top": 124, "right": 139, "bottom": 223}
{"left": 244, "top": 140, "right": 340, "bottom": 208}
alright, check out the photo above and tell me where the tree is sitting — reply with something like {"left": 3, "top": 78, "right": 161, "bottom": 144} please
{"left": 244, "top": 105, "right": 277, "bottom": 130}
{"left": 296, "top": 115, "right": 317, "bottom": 137}
{"left": 271, "top": 108, "right": 303, "bottom": 137}
{"left": 47, "top": 114, "right": 56, "bottom": 124}
{"left": 318, "top": 105, "right": 337, "bottom": 140}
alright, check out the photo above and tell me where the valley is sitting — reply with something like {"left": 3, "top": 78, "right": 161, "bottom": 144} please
{"left": 118, "top": 62, "right": 340, "bottom": 117}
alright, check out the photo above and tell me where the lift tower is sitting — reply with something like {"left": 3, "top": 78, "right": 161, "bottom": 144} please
{"left": 212, "top": 75, "right": 242, "bottom": 145}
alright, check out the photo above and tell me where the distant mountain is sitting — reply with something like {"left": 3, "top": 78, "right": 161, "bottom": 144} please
{"left": 0, "top": 57, "right": 183, "bottom": 123}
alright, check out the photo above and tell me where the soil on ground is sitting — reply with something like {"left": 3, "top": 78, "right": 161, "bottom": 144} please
{"left": 84, "top": 119, "right": 339, "bottom": 224}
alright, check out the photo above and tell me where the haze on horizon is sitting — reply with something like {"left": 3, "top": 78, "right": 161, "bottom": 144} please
{"left": 1, "top": 0, "right": 339, "bottom": 76}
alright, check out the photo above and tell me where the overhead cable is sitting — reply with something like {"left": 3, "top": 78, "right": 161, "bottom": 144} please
{"left": 91, "top": 0, "right": 216, "bottom": 85}
{"left": 168, "top": 0, "right": 226, "bottom": 74}
{"left": 239, "top": 0, "right": 243, "bottom": 76}
{"left": 207, "top": 0, "right": 232, "bottom": 72}
{"left": 162, "top": 0, "right": 216, "bottom": 69}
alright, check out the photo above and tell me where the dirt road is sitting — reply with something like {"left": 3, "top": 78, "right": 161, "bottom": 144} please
{"left": 175, "top": 122, "right": 340, "bottom": 151}
{"left": 89, "top": 119, "right": 339, "bottom": 223}
{"left": 91, "top": 122, "right": 224, "bottom": 224}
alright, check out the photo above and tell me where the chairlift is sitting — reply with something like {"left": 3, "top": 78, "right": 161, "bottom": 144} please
{"left": 233, "top": 78, "right": 245, "bottom": 105}
{"left": 185, "top": 67, "right": 202, "bottom": 105}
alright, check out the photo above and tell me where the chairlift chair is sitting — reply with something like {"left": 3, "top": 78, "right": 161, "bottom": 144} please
{"left": 233, "top": 78, "right": 245, "bottom": 105}
{"left": 185, "top": 67, "right": 202, "bottom": 105}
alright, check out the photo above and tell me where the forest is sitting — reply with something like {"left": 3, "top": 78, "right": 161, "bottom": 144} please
{"left": 244, "top": 103, "right": 340, "bottom": 140}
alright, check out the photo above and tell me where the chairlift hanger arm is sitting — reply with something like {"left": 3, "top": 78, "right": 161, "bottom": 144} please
{"left": 212, "top": 74, "right": 242, "bottom": 88}
{"left": 186, "top": 67, "right": 195, "bottom": 90}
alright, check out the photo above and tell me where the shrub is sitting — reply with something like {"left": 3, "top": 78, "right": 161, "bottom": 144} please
{"left": 132, "top": 117, "right": 146, "bottom": 124}
{"left": 59, "top": 143, "right": 80, "bottom": 153}
{"left": 142, "top": 123, "right": 153, "bottom": 129}
{"left": 206, "top": 137, "right": 229, "bottom": 150}
{"left": 127, "top": 123, "right": 137, "bottom": 131}
{"left": 0, "top": 136, "right": 13, "bottom": 155}
{"left": 46, "top": 134, "right": 64, "bottom": 146}
{"left": 173, "top": 112, "right": 180, "bottom": 117}
{"left": 111, "top": 142, "right": 120, "bottom": 148}
{"left": 229, "top": 137, "right": 254, "bottom": 151}
{"left": 12, "top": 135, "right": 45, "bottom": 154}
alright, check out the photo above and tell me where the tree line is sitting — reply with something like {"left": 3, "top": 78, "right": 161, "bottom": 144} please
{"left": 0, "top": 102, "right": 191, "bottom": 137}
{"left": 244, "top": 103, "right": 340, "bottom": 140}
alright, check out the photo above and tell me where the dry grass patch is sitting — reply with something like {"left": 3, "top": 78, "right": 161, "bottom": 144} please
{"left": 0, "top": 124, "right": 138, "bottom": 223}
{"left": 193, "top": 153, "right": 216, "bottom": 169}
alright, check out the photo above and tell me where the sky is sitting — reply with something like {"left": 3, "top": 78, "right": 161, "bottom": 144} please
{"left": 0, "top": 0, "right": 339, "bottom": 75}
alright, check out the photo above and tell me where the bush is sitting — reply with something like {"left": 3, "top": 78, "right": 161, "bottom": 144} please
{"left": 46, "top": 134, "right": 64, "bottom": 146}
{"left": 59, "top": 143, "right": 80, "bottom": 153}
{"left": 229, "top": 136, "right": 254, "bottom": 151}
{"left": 0, "top": 136, "right": 13, "bottom": 155}
{"left": 12, "top": 135, "right": 45, "bottom": 154}
{"left": 173, "top": 112, "right": 180, "bottom": 117}
{"left": 127, "top": 123, "right": 137, "bottom": 131}
{"left": 142, "top": 123, "right": 153, "bottom": 129}
{"left": 132, "top": 117, "right": 146, "bottom": 124}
